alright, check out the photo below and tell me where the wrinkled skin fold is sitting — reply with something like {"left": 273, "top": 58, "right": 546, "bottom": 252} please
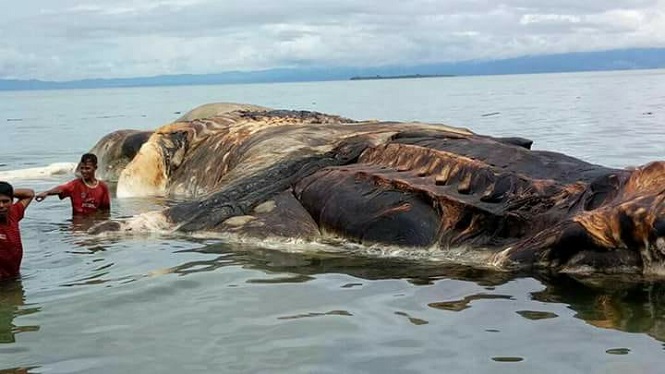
{"left": 90, "top": 102, "right": 665, "bottom": 275}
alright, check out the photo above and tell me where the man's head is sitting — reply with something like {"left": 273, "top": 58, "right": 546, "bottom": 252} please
{"left": 80, "top": 153, "right": 98, "bottom": 166}
{"left": 79, "top": 153, "right": 98, "bottom": 182}
{"left": 0, "top": 181, "right": 14, "bottom": 221}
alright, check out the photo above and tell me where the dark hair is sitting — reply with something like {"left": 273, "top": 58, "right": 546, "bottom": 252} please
{"left": 80, "top": 153, "right": 98, "bottom": 166}
{"left": 0, "top": 181, "right": 13, "bottom": 198}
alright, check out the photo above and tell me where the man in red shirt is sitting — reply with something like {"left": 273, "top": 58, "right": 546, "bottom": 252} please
{"left": 36, "top": 153, "right": 111, "bottom": 215}
{"left": 0, "top": 181, "right": 35, "bottom": 280}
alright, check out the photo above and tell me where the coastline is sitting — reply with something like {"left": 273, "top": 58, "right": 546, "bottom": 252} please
{"left": 349, "top": 74, "right": 455, "bottom": 81}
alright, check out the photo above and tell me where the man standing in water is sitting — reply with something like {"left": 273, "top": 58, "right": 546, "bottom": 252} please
{"left": 0, "top": 181, "right": 34, "bottom": 280}
{"left": 36, "top": 153, "right": 111, "bottom": 215}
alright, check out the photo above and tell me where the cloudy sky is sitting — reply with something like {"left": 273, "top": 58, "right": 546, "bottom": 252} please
{"left": 2, "top": 0, "right": 665, "bottom": 81}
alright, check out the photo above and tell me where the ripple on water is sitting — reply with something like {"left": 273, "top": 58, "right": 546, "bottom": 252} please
{"left": 428, "top": 293, "right": 514, "bottom": 312}
{"left": 37, "top": 357, "right": 111, "bottom": 374}
{"left": 515, "top": 310, "right": 559, "bottom": 320}
{"left": 605, "top": 348, "right": 631, "bottom": 355}
{"left": 0, "top": 346, "right": 30, "bottom": 355}
{"left": 277, "top": 310, "right": 353, "bottom": 320}
{"left": 341, "top": 283, "right": 363, "bottom": 288}
{"left": 246, "top": 274, "right": 315, "bottom": 284}
{"left": 491, "top": 356, "right": 524, "bottom": 362}
{"left": 394, "top": 311, "right": 429, "bottom": 326}
{"left": 0, "top": 366, "right": 40, "bottom": 374}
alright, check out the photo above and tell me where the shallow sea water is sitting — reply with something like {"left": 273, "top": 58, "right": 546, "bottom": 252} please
{"left": 1, "top": 69, "right": 665, "bottom": 373}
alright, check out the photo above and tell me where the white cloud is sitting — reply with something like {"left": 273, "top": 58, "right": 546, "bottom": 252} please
{"left": 520, "top": 14, "right": 582, "bottom": 25}
{"left": 1, "top": 0, "right": 664, "bottom": 80}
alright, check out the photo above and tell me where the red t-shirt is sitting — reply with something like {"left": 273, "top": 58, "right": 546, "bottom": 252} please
{"left": 0, "top": 203, "right": 26, "bottom": 279}
{"left": 58, "top": 179, "right": 111, "bottom": 215}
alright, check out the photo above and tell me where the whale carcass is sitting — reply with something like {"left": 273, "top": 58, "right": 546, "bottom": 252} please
{"left": 90, "top": 103, "right": 665, "bottom": 275}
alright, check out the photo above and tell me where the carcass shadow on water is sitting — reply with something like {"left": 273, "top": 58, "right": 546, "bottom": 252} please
{"left": 169, "top": 240, "right": 665, "bottom": 344}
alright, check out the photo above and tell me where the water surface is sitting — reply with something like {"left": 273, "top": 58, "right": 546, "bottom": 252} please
{"left": 1, "top": 69, "right": 665, "bottom": 373}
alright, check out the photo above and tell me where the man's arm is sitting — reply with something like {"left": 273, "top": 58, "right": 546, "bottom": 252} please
{"left": 13, "top": 188, "right": 35, "bottom": 208}
{"left": 35, "top": 185, "right": 66, "bottom": 202}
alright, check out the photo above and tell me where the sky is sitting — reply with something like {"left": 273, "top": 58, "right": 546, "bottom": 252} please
{"left": 2, "top": 0, "right": 665, "bottom": 81}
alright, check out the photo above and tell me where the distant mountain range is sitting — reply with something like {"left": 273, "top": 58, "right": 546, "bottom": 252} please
{"left": 1, "top": 48, "right": 664, "bottom": 91}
